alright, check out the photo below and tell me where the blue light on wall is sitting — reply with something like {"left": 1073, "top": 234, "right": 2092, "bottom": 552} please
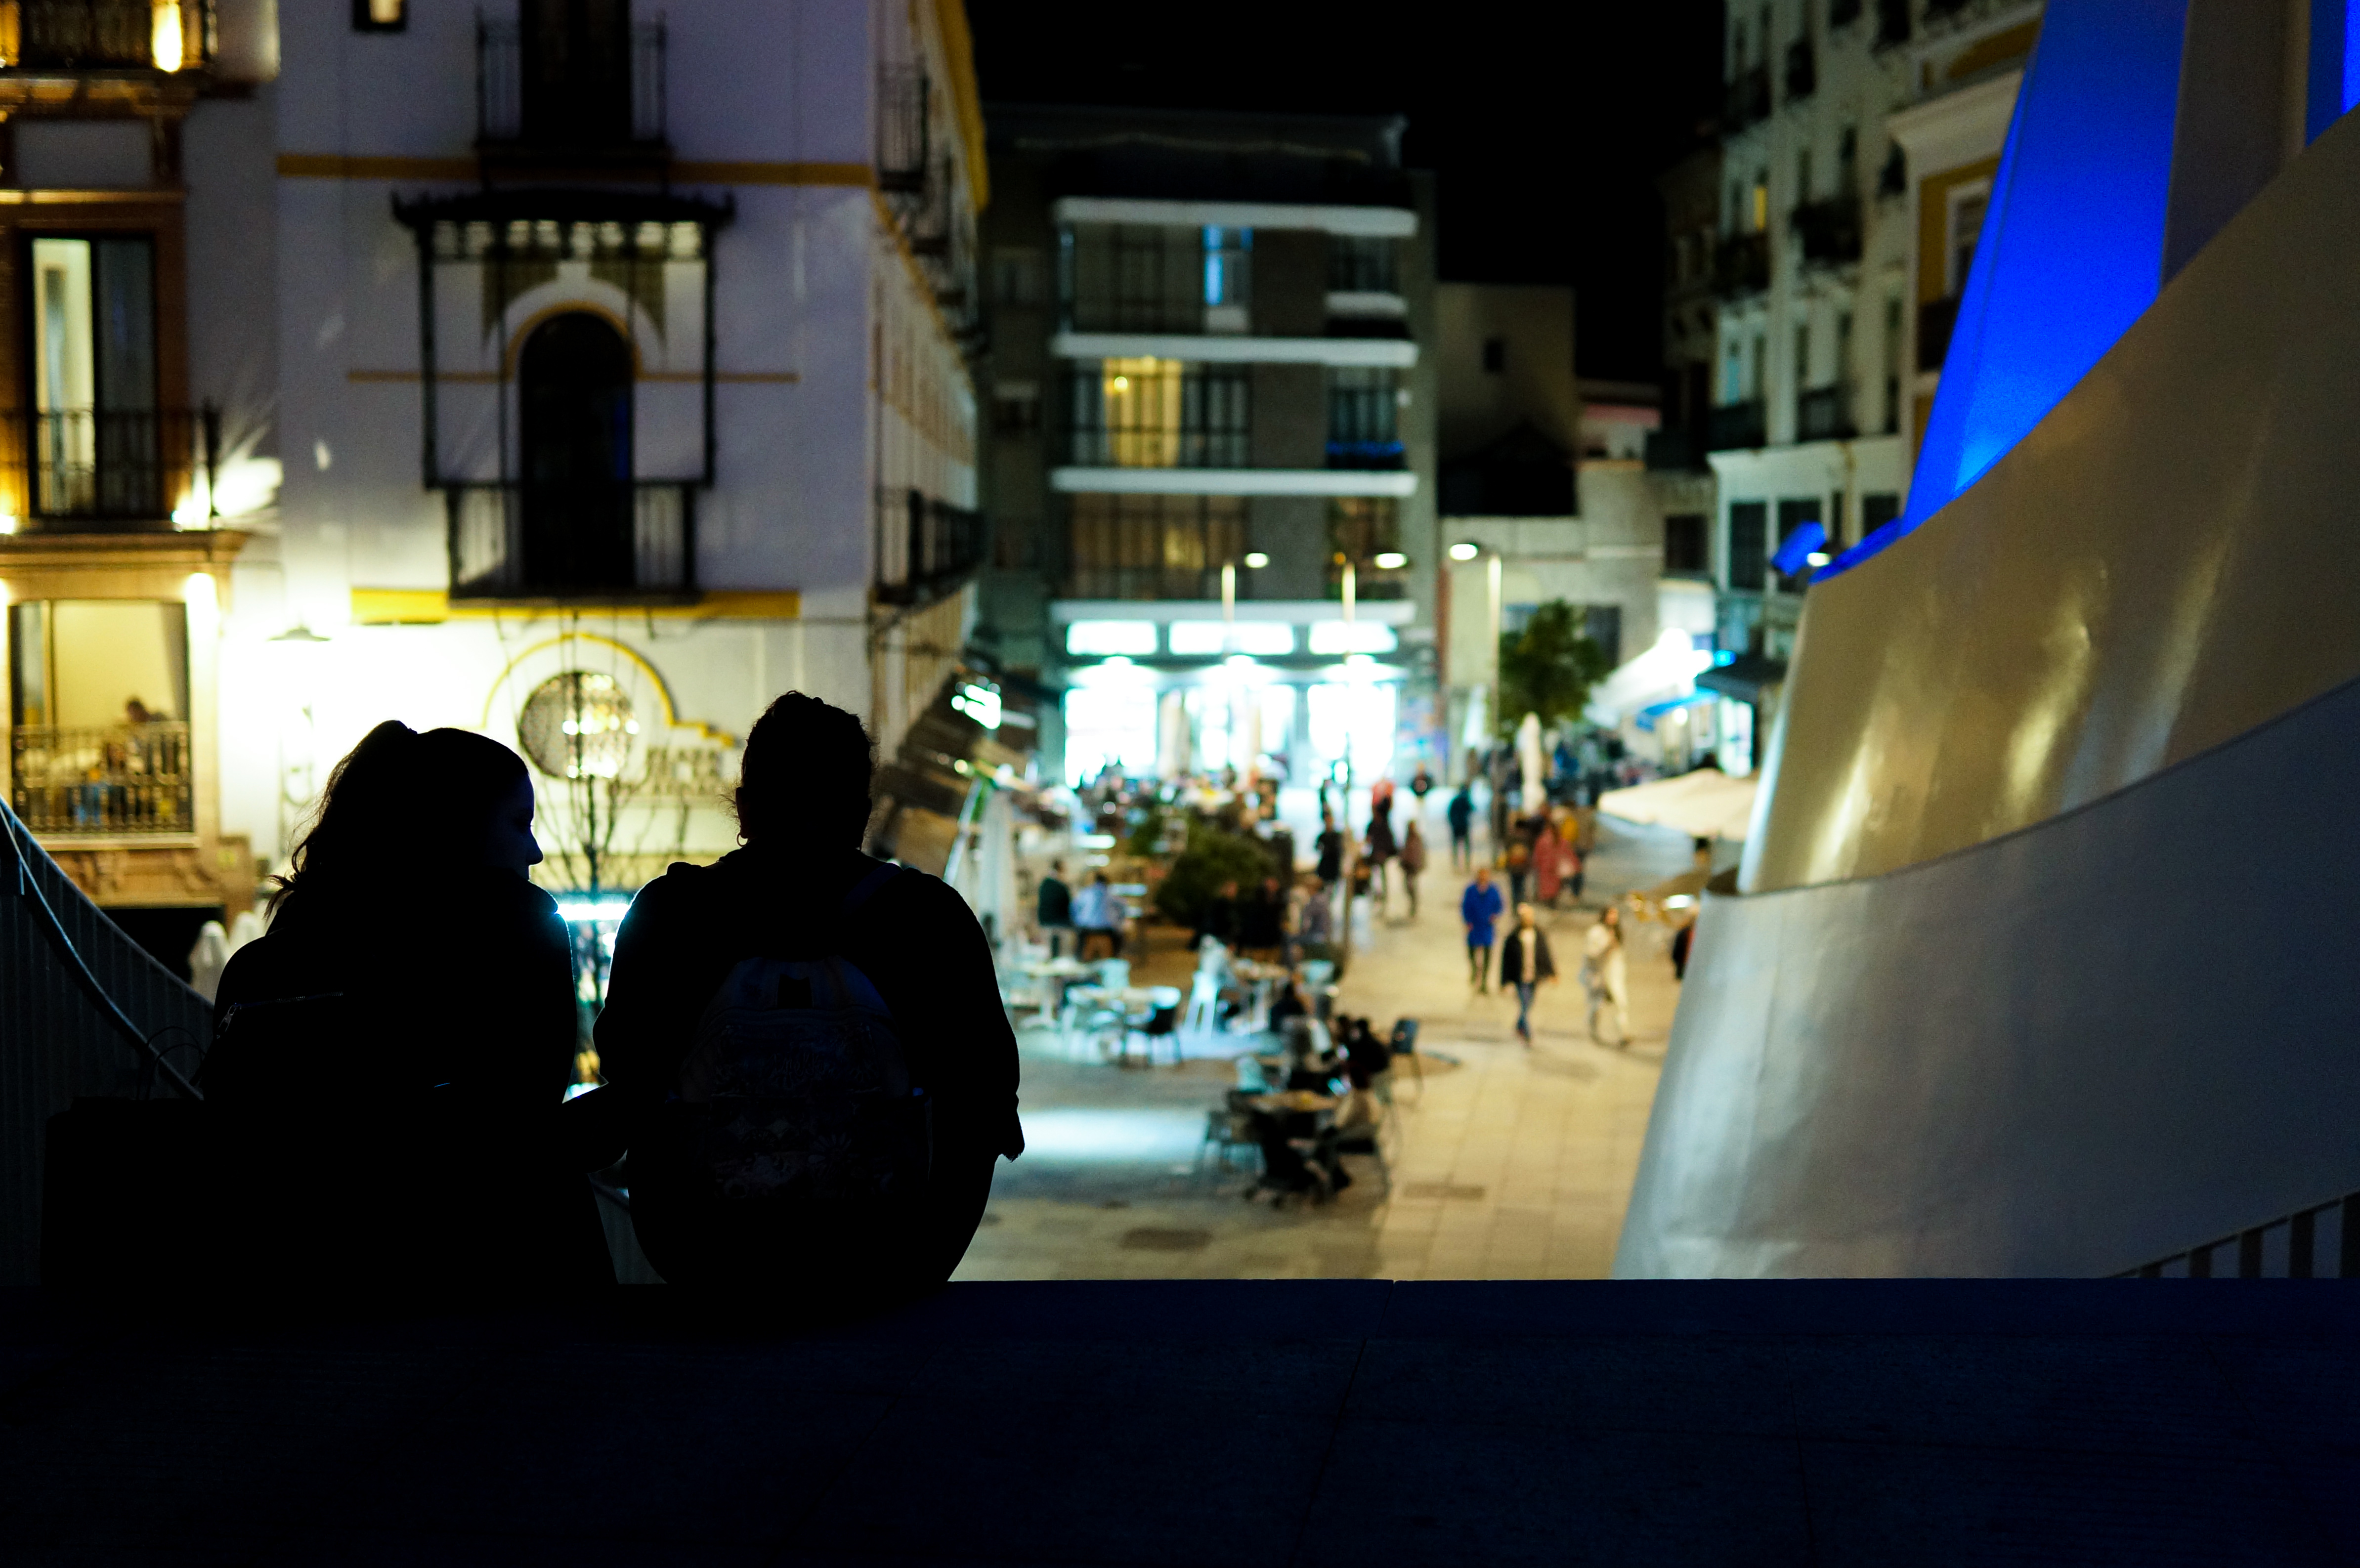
{"left": 2308, "top": 0, "right": 2360, "bottom": 141}
{"left": 1822, "top": 0, "right": 2190, "bottom": 580}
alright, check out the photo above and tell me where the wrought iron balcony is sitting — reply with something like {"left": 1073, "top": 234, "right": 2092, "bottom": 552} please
{"left": 477, "top": 11, "right": 665, "bottom": 155}
{"left": 1796, "top": 384, "right": 1857, "bottom": 444}
{"left": 446, "top": 481, "right": 695, "bottom": 599}
{"left": 12, "top": 723, "right": 192, "bottom": 837}
{"left": 1793, "top": 196, "right": 1863, "bottom": 266}
{"left": 1, "top": 0, "right": 215, "bottom": 72}
{"left": 1723, "top": 65, "right": 1770, "bottom": 129}
{"left": 877, "top": 63, "right": 930, "bottom": 195}
{"left": 877, "top": 490, "right": 984, "bottom": 607}
{"left": 2, "top": 406, "right": 218, "bottom": 527}
{"left": 1785, "top": 40, "right": 1816, "bottom": 103}
{"left": 1645, "top": 426, "right": 1705, "bottom": 472}
{"left": 1920, "top": 296, "right": 1961, "bottom": 371}
{"left": 1875, "top": 0, "right": 1912, "bottom": 49}
{"left": 1707, "top": 401, "right": 1766, "bottom": 452}
{"left": 1714, "top": 232, "right": 1771, "bottom": 297}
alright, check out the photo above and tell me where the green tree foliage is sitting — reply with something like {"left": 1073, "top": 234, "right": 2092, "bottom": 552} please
{"left": 1499, "top": 600, "right": 1613, "bottom": 733}
{"left": 1152, "top": 818, "right": 1278, "bottom": 931}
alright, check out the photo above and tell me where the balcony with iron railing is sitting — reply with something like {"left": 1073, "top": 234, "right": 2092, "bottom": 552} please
{"left": 1793, "top": 196, "right": 1863, "bottom": 266}
{"left": 0, "top": 0, "right": 215, "bottom": 72}
{"left": 11, "top": 722, "right": 191, "bottom": 837}
{"left": 1713, "top": 231, "right": 1771, "bottom": 297}
{"left": 1920, "top": 296, "right": 1961, "bottom": 370}
{"left": 446, "top": 480, "right": 695, "bottom": 599}
{"left": 1796, "top": 384, "right": 1856, "bottom": 444}
{"left": 476, "top": 13, "right": 665, "bottom": 160}
{"left": 1784, "top": 39, "right": 1816, "bottom": 103}
{"left": 1707, "top": 400, "right": 1766, "bottom": 452}
{"left": 1723, "top": 64, "right": 1770, "bottom": 129}
{"left": 2, "top": 406, "right": 217, "bottom": 529}
{"left": 877, "top": 490, "right": 985, "bottom": 607}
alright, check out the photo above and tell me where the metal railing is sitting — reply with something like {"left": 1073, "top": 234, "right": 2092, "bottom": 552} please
{"left": 876, "top": 490, "right": 984, "bottom": 607}
{"left": 4, "top": 407, "right": 216, "bottom": 524}
{"left": 1, "top": 0, "right": 214, "bottom": 70}
{"left": 1794, "top": 196, "right": 1862, "bottom": 265}
{"left": 1714, "top": 232, "right": 1770, "bottom": 297}
{"left": 2117, "top": 1192, "right": 2360, "bottom": 1278}
{"left": 447, "top": 481, "right": 694, "bottom": 598}
{"left": 1919, "top": 296, "right": 1961, "bottom": 371}
{"left": 1065, "top": 365, "right": 1251, "bottom": 468}
{"left": 11, "top": 723, "right": 192, "bottom": 836}
{"left": 477, "top": 14, "right": 665, "bottom": 150}
{"left": 1785, "top": 39, "right": 1815, "bottom": 103}
{"left": 1707, "top": 400, "right": 1766, "bottom": 452}
{"left": 1796, "top": 384, "right": 1855, "bottom": 443}
{"left": 1645, "top": 427, "right": 1704, "bottom": 471}
{"left": 877, "top": 63, "right": 929, "bottom": 195}
{"left": 1723, "top": 65, "right": 1770, "bottom": 129}
{"left": 1874, "top": 0, "right": 1911, "bottom": 49}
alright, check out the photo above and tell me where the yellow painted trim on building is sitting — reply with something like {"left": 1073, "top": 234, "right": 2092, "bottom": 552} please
{"left": 0, "top": 188, "right": 187, "bottom": 204}
{"left": 479, "top": 631, "right": 739, "bottom": 747}
{"left": 929, "top": 0, "right": 989, "bottom": 212}
{"left": 276, "top": 154, "right": 479, "bottom": 180}
{"left": 350, "top": 588, "right": 801, "bottom": 624}
{"left": 1918, "top": 157, "right": 2002, "bottom": 305}
{"left": 672, "top": 160, "right": 875, "bottom": 187}
{"left": 347, "top": 370, "right": 800, "bottom": 385}
{"left": 277, "top": 154, "right": 878, "bottom": 188}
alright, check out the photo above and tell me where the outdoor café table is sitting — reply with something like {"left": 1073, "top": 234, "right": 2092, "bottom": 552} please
{"left": 1019, "top": 957, "right": 1094, "bottom": 1023}
{"left": 1244, "top": 1090, "right": 1340, "bottom": 1136}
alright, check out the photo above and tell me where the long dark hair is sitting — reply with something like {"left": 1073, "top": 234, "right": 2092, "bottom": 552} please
{"left": 271, "top": 721, "right": 530, "bottom": 921}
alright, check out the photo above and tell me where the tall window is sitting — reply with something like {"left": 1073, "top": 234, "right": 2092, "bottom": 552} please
{"left": 1948, "top": 188, "right": 1989, "bottom": 295}
{"left": 29, "top": 235, "right": 159, "bottom": 519}
{"left": 1327, "top": 497, "right": 1402, "bottom": 599}
{"left": 1201, "top": 226, "right": 1251, "bottom": 333}
{"left": 1066, "top": 359, "right": 1249, "bottom": 467}
{"left": 1325, "top": 368, "right": 1400, "bottom": 468}
{"left": 1066, "top": 225, "right": 1251, "bottom": 334}
{"left": 1065, "top": 494, "right": 1244, "bottom": 600}
{"left": 9, "top": 599, "right": 193, "bottom": 835}
{"left": 1328, "top": 235, "right": 1398, "bottom": 294}
{"left": 1728, "top": 501, "right": 1768, "bottom": 591}
{"left": 519, "top": 312, "right": 635, "bottom": 590}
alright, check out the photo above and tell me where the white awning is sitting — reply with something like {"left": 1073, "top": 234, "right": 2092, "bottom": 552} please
{"left": 1599, "top": 769, "right": 1759, "bottom": 843}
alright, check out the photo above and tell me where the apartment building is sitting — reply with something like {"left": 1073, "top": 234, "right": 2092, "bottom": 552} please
{"left": 0, "top": 0, "right": 279, "bottom": 966}
{"left": 977, "top": 106, "right": 1437, "bottom": 789}
{"left": 220, "top": 0, "right": 989, "bottom": 893}
{"left": 1696, "top": 0, "right": 2040, "bottom": 759}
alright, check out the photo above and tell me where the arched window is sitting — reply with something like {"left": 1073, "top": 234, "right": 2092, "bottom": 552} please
{"left": 519, "top": 311, "right": 634, "bottom": 590}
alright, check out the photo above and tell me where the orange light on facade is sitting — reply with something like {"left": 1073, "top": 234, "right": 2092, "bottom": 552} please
{"left": 151, "top": 3, "right": 184, "bottom": 72}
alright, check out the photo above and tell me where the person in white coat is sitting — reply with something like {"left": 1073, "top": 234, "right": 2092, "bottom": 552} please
{"left": 1582, "top": 903, "right": 1630, "bottom": 1046}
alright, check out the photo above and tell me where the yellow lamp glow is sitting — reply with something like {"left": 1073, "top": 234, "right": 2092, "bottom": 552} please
{"left": 152, "top": 2, "right": 184, "bottom": 72}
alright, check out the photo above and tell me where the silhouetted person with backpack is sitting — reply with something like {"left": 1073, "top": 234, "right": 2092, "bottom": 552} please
{"left": 596, "top": 693, "right": 1024, "bottom": 1302}
{"left": 204, "top": 721, "right": 613, "bottom": 1292}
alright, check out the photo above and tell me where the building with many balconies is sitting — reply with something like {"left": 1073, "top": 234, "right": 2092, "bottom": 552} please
{"left": 218, "top": 0, "right": 991, "bottom": 894}
{"left": 1695, "top": 0, "right": 2040, "bottom": 765}
{"left": 0, "top": 0, "right": 279, "bottom": 969}
{"left": 976, "top": 106, "right": 1437, "bottom": 789}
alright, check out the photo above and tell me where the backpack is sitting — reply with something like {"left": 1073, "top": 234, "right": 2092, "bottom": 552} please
{"left": 671, "top": 863, "right": 931, "bottom": 1211}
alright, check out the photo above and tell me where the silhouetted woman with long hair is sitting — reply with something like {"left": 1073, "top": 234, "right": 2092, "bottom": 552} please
{"left": 206, "top": 721, "right": 612, "bottom": 1290}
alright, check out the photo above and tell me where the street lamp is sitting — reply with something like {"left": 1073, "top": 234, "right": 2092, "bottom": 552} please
{"left": 1447, "top": 540, "right": 1480, "bottom": 562}
{"left": 1242, "top": 551, "right": 1270, "bottom": 568}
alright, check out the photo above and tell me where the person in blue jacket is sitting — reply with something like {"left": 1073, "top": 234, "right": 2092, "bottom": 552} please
{"left": 1460, "top": 865, "right": 1505, "bottom": 993}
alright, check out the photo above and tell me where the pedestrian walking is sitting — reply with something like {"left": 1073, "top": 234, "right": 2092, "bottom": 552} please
{"left": 1446, "top": 784, "right": 1474, "bottom": 871}
{"left": 1365, "top": 797, "right": 1398, "bottom": 917}
{"left": 1410, "top": 765, "right": 1433, "bottom": 819}
{"left": 1460, "top": 865, "right": 1504, "bottom": 993}
{"left": 1503, "top": 835, "right": 1533, "bottom": 909}
{"left": 1582, "top": 903, "right": 1631, "bottom": 1045}
{"left": 1035, "top": 858, "right": 1073, "bottom": 957}
{"left": 1315, "top": 810, "right": 1346, "bottom": 889}
{"left": 1498, "top": 902, "right": 1557, "bottom": 1044}
{"left": 1072, "top": 872, "right": 1116, "bottom": 961}
{"left": 1398, "top": 820, "right": 1427, "bottom": 918}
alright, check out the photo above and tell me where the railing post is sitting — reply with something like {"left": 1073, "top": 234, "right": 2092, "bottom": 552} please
{"left": 2343, "top": 1195, "right": 2360, "bottom": 1277}
{"left": 2187, "top": 1243, "right": 2211, "bottom": 1278}
{"left": 2289, "top": 1209, "right": 2316, "bottom": 1278}
{"left": 2237, "top": 1227, "right": 2265, "bottom": 1278}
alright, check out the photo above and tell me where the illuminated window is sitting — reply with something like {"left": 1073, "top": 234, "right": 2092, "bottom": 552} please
{"left": 1065, "top": 621, "right": 1159, "bottom": 657}
{"left": 1169, "top": 621, "right": 1294, "bottom": 657}
{"left": 1307, "top": 622, "right": 1398, "bottom": 655}
{"left": 354, "top": 0, "right": 407, "bottom": 31}
{"left": 1065, "top": 494, "right": 1246, "bottom": 599}
{"left": 1948, "top": 188, "right": 1989, "bottom": 296}
{"left": 1066, "top": 359, "right": 1249, "bottom": 467}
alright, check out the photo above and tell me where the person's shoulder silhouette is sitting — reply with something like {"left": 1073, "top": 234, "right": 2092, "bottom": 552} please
{"left": 596, "top": 692, "right": 1021, "bottom": 1301}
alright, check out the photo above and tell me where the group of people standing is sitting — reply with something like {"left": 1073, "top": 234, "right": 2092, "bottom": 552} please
{"left": 1032, "top": 862, "right": 1130, "bottom": 960}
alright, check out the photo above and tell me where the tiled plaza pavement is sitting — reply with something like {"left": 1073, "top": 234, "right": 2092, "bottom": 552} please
{"left": 955, "top": 816, "right": 1711, "bottom": 1281}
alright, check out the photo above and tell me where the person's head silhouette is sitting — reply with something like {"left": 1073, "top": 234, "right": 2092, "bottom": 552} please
{"left": 273, "top": 721, "right": 537, "bottom": 919}
{"left": 736, "top": 692, "right": 874, "bottom": 848}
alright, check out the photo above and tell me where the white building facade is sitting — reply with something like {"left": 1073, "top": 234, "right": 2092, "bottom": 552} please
{"left": 221, "top": 0, "right": 985, "bottom": 892}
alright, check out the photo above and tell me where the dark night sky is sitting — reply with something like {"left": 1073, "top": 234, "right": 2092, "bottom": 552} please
{"left": 966, "top": 1, "right": 1727, "bottom": 383}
